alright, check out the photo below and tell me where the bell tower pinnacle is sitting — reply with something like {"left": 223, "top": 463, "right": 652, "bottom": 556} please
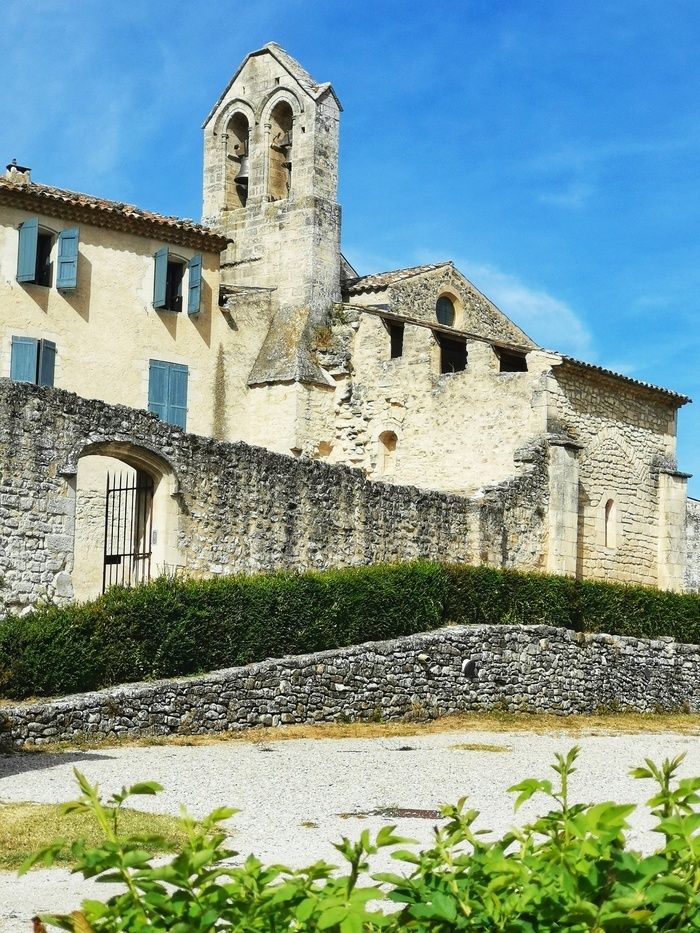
{"left": 202, "top": 43, "right": 342, "bottom": 385}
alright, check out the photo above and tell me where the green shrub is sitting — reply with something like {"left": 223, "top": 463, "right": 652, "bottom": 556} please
{"left": 0, "top": 562, "right": 445, "bottom": 699}
{"left": 26, "top": 750, "right": 700, "bottom": 931}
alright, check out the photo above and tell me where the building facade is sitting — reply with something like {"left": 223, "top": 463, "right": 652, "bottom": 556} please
{"left": 0, "top": 42, "right": 696, "bottom": 603}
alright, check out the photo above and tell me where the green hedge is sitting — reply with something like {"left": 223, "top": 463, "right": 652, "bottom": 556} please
{"left": 1, "top": 561, "right": 699, "bottom": 700}
{"left": 444, "top": 564, "right": 700, "bottom": 642}
{"left": 0, "top": 562, "right": 446, "bottom": 700}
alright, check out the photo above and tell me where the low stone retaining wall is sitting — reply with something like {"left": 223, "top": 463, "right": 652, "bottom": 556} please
{"left": 2, "top": 624, "right": 699, "bottom": 748}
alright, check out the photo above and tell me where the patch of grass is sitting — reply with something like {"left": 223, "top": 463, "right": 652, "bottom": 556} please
{"left": 450, "top": 742, "right": 511, "bottom": 753}
{"left": 0, "top": 802, "right": 189, "bottom": 871}
{"left": 300, "top": 820, "right": 319, "bottom": 829}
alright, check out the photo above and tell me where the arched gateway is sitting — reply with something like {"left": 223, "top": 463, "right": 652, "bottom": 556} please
{"left": 67, "top": 441, "right": 180, "bottom": 600}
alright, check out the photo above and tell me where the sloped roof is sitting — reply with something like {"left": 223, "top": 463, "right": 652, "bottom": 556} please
{"left": 558, "top": 356, "right": 691, "bottom": 406}
{"left": 343, "top": 262, "right": 453, "bottom": 295}
{"left": 203, "top": 42, "right": 342, "bottom": 128}
{"left": 340, "top": 252, "right": 359, "bottom": 282}
{"left": 0, "top": 175, "right": 229, "bottom": 252}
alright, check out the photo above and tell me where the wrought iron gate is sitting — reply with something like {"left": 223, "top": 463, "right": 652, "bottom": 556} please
{"left": 102, "top": 471, "right": 154, "bottom": 592}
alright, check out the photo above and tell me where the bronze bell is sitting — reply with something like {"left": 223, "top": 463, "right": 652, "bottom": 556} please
{"left": 236, "top": 155, "right": 249, "bottom": 187}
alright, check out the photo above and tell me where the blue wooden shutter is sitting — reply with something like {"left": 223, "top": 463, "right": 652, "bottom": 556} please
{"left": 153, "top": 247, "right": 168, "bottom": 308}
{"left": 167, "top": 363, "right": 188, "bottom": 429}
{"left": 38, "top": 340, "right": 56, "bottom": 387}
{"left": 10, "top": 336, "right": 38, "bottom": 382}
{"left": 16, "top": 218, "right": 38, "bottom": 283}
{"left": 56, "top": 228, "right": 79, "bottom": 290}
{"left": 187, "top": 254, "right": 202, "bottom": 315}
{"left": 148, "top": 360, "right": 169, "bottom": 419}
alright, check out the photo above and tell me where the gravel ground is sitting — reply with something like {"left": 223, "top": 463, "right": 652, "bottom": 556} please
{"left": 1, "top": 728, "right": 699, "bottom": 931}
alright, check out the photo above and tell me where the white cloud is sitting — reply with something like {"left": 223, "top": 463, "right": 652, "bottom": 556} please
{"left": 354, "top": 246, "right": 595, "bottom": 358}
{"left": 458, "top": 261, "right": 593, "bottom": 357}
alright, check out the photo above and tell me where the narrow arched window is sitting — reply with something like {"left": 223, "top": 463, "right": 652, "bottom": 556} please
{"left": 604, "top": 498, "right": 616, "bottom": 548}
{"left": 378, "top": 431, "right": 397, "bottom": 475}
{"left": 268, "top": 101, "right": 293, "bottom": 200}
{"left": 436, "top": 295, "right": 455, "bottom": 327}
{"left": 225, "top": 112, "right": 250, "bottom": 209}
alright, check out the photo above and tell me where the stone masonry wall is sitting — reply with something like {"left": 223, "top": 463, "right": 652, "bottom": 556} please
{"left": 548, "top": 365, "right": 679, "bottom": 587}
{"left": 0, "top": 381, "right": 547, "bottom": 613}
{"left": 687, "top": 498, "right": 700, "bottom": 593}
{"left": 2, "top": 624, "right": 698, "bottom": 749}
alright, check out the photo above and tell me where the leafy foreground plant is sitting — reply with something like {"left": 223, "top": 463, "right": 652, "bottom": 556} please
{"left": 23, "top": 748, "right": 700, "bottom": 931}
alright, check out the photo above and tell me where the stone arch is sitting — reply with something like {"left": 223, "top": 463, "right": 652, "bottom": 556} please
{"left": 65, "top": 439, "right": 181, "bottom": 601}
{"left": 576, "top": 429, "right": 657, "bottom": 583}
{"left": 212, "top": 100, "right": 256, "bottom": 210}
{"left": 212, "top": 97, "right": 256, "bottom": 137}
{"left": 259, "top": 90, "right": 304, "bottom": 201}
{"left": 258, "top": 87, "right": 304, "bottom": 122}
{"left": 266, "top": 99, "right": 295, "bottom": 200}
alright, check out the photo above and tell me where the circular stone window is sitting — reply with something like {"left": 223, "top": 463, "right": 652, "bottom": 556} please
{"left": 436, "top": 295, "right": 455, "bottom": 327}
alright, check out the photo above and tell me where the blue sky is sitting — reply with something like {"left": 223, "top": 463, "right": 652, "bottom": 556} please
{"left": 2, "top": 0, "right": 699, "bottom": 492}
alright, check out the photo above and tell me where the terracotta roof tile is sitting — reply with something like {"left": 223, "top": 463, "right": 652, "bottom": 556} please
{"left": 0, "top": 176, "right": 229, "bottom": 252}
{"left": 343, "top": 261, "right": 453, "bottom": 294}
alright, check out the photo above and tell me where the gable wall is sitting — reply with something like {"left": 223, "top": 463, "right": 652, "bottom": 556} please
{"left": 353, "top": 266, "right": 535, "bottom": 346}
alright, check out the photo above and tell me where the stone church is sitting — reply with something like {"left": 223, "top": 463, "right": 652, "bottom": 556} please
{"left": 0, "top": 42, "right": 698, "bottom": 609}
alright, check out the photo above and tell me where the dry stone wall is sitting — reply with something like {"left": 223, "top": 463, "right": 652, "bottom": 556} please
{"left": 0, "top": 381, "right": 547, "bottom": 613}
{"left": 2, "top": 624, "right": 698, "bottom": 749}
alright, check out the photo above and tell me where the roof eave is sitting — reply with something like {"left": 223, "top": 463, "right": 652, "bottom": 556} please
{"left": 0, "top": 184, "right": 230, "bottom": 252}
{"left": 557, "top": 356, "right": 691, "bottom": 407}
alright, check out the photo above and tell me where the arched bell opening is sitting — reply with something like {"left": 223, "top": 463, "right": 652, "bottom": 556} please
{"left": 70, "top": 442, "right": 180, "bottom": 601}
{"left": 225, "top": 112, "right": 250, "bottom": 209}
{"left": 268, "top": 101, "right": 294, "bottom": 200}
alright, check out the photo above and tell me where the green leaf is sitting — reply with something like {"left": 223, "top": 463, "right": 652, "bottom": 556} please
{"left": 318, "top": 904, "right": 348, "bottom": 928}
{"left": 126, "top": 781, "right": 164, "bottom": 796}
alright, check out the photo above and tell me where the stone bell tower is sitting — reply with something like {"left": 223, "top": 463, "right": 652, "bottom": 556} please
{"left": 202, "top": 43, "right": 342, "bottom": 385}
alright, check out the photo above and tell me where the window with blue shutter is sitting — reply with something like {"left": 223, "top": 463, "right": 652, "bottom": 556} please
{"left": 10, "top": 336, "right": 56, "bottom": 386}
{"left": 148, "top": 360, "right": 188, "bottom": 430}
{"left": 16, "top": 218, "right": 39, "bottom": 283}
{"left": 187, "top": 254, "right": 202, "bottom": 315}
{"left": 56, "top": 228, "right": 79, "bottom": 290}
{"left": 38, "top": 340, "right": 56, "bottom": 387}
{"left": 154, "top": 248, "right": 188, "bottom": 312}
{"left": 153, "top": 247, "right": 169, "bottom": 309}
{"left": 10, "top": 336, "right": 38, "bottom": 381}
{"left": 167, "top": 363, "right": 188, "bottom": 428}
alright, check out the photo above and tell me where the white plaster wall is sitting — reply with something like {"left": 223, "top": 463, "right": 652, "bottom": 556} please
{"left": 0, "top": 206, "right": 226, "bottom": 438}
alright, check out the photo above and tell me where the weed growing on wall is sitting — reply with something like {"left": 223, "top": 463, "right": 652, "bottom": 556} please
{"left": 26, "top": 749, "right": 700, "bottom": 931}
